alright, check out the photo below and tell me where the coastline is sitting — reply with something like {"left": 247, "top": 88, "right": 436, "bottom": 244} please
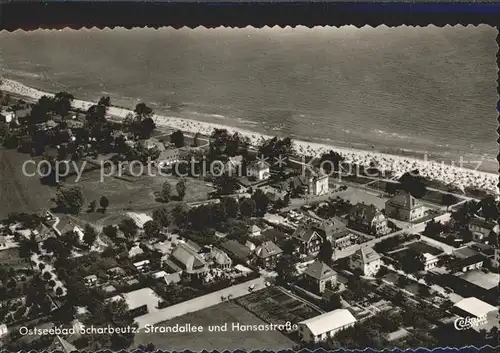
{"left": 1, "top": 77, "right": 498, "bottom": 195}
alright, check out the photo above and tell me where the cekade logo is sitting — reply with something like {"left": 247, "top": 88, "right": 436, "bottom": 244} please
{"left": 454, "top": 316, "right": 488, "bottom": 330}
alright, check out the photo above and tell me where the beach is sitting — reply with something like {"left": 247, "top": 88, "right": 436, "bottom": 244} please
{"left": 1, "top": 78, "right": 498, "bottom": 195}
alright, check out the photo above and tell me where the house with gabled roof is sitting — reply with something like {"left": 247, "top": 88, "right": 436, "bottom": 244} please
{"left": 247, "top": 160, "right": 270, "bottom": 181}
{"left": 349, "top": 247, "right": 381, "bottom": 277}
{"left": 348, "top": 203, "right": 389, "bottom": 235}
{"left": 253, "top": 241, "right": 283, "bottom": 269}
{"left": 292, "top": 218, "right": 350, "bottom": 255}
{"left": 385, "top": 190, "right": 424, "bottom": 222}
{"left": 168, "top": 243, "right": 208, "bottom": 274}
{"left": 302, "top": 260, "right": 337, "bottom": 294}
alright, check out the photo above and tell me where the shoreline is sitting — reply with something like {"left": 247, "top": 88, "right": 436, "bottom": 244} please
{"left": 1, "top": 77, "right": 498, "bottom": 195}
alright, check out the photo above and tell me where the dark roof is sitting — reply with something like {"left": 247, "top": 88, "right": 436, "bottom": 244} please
{"left": 349, "top": 203, "right": 381, "bottom": 223}
{"left": 303, "top": 260, "right": 337, "bottom": 281}
{"left": 470, "top": 218, "right": 498, "bottom": 231}
{"left": 386, "top": 190, "right": 423, "bottom": 211}
{"left": 457, "top": 254, "right": 486, "bottom": 268}
{"left": 221, "top": 240, "right": 252, "bottom": 260}
{"left": 255, "top": 241, "right": 282, "bottom": 259}
{"left": 293, "top": 219, "right": 348, "bottom": 243}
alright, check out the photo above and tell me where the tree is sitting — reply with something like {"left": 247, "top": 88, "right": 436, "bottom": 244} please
{"left": 398, "top": 171, "right": 427, "bottom": 199}
{"left": 88, "top": 200, "right": 97, "bottom": 213}
{"left": 423, "top": 219, "right": 443, "bottom": 237}
{"left": 193, "top": 132, "right": 201, "bottom": 147}
{"left": 176, "top": 179, "right": 187, "bottom": 201}
{"left": 86, "top": 104, "right": 107, "bottom": 124}
{"left": 152, "top": 207, "right": 170, "bottom": 227}
{"left": 103, "top": 225, "right": 118, "bottom": 239}
{"left": 55, "top": 286, "right": 64, "bottom": 296}
{"left": 172, "top": 203, "right": 190, "bottom": 228}
{"left": 170, "top": 130, "right": 185, "bottom": 148}
{"left": 319, "top": 150, "right": 345, "bottom": 174}
{"left": 99, "top": 196, "right": 110, "bottom": 212}
{"left": 385, "top": 182, "right": 399, "bottom": 196}
{"left": 442, "top": 193, "right": 458, "bottom": 211}
{"left": 213, "top": 174, "right": 240, "bottom": 196}
{"left": 98, "top": 96, "right": 111, "bottom": 107}
{"left": 317, "top": 240, "right": 334, "bottom": 265}
{"left": 276, "top": 254, "right": 297, "bottom": 283}
{"left": 42, "top": 271, "right": 52, "bottom": 281}
{"left": 239, "top": 198, "right": 256, "bottom": 218}
{"left": 119, "top": 218, "right": 138, "bottom": 238}
{"left": 134, "top": 103, "right": 154, "bottom": 119}
{"left": 480, "top": 195, "right": 499, "bottom": 221}
{"left": 54, "top": 187, "right": 85, "bottom": 214}
{"left": 52, "top": 92, "right": 74, "bottom": 117}
{"left": 251, "top": 189, "right": 270, "bottom": 216}
{"left": 83, "top": 224, "right": 98, "bottom": 248}
{"left": 143, "top": 220, "right": 160, "bottom": 238}
{"left": 328, "top": 293, "right": 342, "bottom": 310}
{"left": 419, "top": 284, "right": 431, "bottom": 297}
{"left": 161, "top": 182, "right": 172, "bottom": 203}
{"left": 221, "top": 197, "right": 239, "bottom": 218}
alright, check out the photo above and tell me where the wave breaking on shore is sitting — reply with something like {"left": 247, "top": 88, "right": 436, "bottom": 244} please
{"left": 1, "top": 78, "right": 498, "bottom": 195}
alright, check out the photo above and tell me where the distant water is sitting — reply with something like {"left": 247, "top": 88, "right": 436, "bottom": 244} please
{"left": 0, "top": 26, "right": 497, "bottom": 172}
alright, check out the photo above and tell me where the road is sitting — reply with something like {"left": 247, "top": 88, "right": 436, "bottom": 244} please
{"left": 134, "top": 276, "right": 267, "bottom": 329}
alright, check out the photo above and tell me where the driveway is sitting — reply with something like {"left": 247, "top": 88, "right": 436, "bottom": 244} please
{"left": 134, "top": 276, "right": 267, "bottom": 329}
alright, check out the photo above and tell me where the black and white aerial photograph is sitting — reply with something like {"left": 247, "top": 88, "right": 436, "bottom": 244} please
{"left": 0, "top": 25, "right": 498, "bottom": 352}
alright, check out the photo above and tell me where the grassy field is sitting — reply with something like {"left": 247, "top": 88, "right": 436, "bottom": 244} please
{"left": 235, "top": 287, "right": 321, "bottom": 327}
{"left": 62, "top": 167, "right": 213, "bottom": 227}
{"left": 132, "top": 301, "right": 296, "bottom": 351}
{"left": 0, "top": 148, "right": 56, "bottom": 219}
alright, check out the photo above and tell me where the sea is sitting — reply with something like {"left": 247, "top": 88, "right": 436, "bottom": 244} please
{"left": 0, "top": 26, "right": 497, "bottom": 173}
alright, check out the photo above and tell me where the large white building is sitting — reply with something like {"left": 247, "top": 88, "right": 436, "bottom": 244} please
{"left": 349, "top": 247, "right": 381, "bottom": 277}
{"left": 298, "top": 309, "right": 357, "bottom": 343}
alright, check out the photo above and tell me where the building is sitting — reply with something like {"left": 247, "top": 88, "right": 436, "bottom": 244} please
{"left": 348, "top": 203, "right": 389, "bottom": 235}
{"left": 120, "top": 287, "right": 162, "bottom": 317}
{"left": 453, "top": 297, "right": 498, "bottom": 319}
{"left": 0, "top": 324, "right": 8, "bottom": 338}
{"left": 422, "top": 253, "right": 439, "bottom": 270}
{"left": 221, "top": 240, "right": 253, "bottom": 263}
{"left": 292, "top": 219, "right": 350, "bottom": 255}
{"left": 298, "top": 309, "right": 357, "bottom": 343}
{"left": 0, "top": 109, "right": 15, "bottom": 123}
{"left": 209, "top": 247, "right": 233, "bottom": 269}
{"left": 247, "top": 160, "right": 270, "bottom": 181}
{"left": 253, "top": 241, "right": 283, "bottom": 268}
{"left": 442, "top": 270, "right": 499, "bottom": 306}
{"left": 469, "top": 218, "right": 500, "bottom": 241}
{"left": 168, "top": 243, "right": 208, "bottom": 274}
{"left": 493, "top": 248, "right": 500, "bottom": 269}
{"left": 0, "top": 235, "right": 7, "bottom": 247}
{"left": 107, "top": 266, "right": 126, "bottom": 279}
{"left": 158, "top": 148, "right": 181, "bottom": 168}
{"left": 248, "top": 224, "right": 262, "bottom": 238}
{"left": 302, "top": 260, "right": 337, "bottom": 294}
{"left": 455, "top": 254, "right": 485, "bottom": 272}
{"left": 303, "top": 168, "right": 329, "bottom": 196}
{"left": 47, "top": 335, "right": 78, "bottom": 353}
{"left": 84, "top": 275, "right": 98, "bottom": 286}
{"left": 133, "top": 259, "right": 150, "bottom": 272}
{"left": 126, "top": 212, "right": 153, "bottom": 229}
{"left": 349, "top": 247, "right": 381, "bottom": 276}
{"left": 385, "top": 190, "right": 425, "bottom": 222}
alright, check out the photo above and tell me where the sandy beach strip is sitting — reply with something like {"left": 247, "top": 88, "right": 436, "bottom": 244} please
{"left": 1, "top": 78, "right": 498, "bottom": 195}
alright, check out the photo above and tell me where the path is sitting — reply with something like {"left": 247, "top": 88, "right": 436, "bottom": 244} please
{"left": 134, "top": 276, "right": 267, "bottom": 329}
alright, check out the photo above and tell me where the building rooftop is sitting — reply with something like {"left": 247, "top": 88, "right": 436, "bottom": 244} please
{"left": 170, "top": 243, "right": 206, "bottom": 271}
{"left": 408, "top": 241, "right": 443, "bottom": 256}
{"left": 125, "top": 212, "right": 153, "bottom": 229}
{"left": 221, "top": 240, "right": 252, "bottom": 260}
{"left": 121, "top": 287, "right": 161, "bottom": 312}
{"left": 298, "top": 309, "right": 357, "bottom": 336}
{"left": 454, "top": 297, "right": 498, "bottom": 318}
{"left": 470, "top": 218, "right": 498, "bottom": 231}
{"left": 349, "top": 203, "right": 383, "bottom": 223}
{"left": 458, "top": 270, "right": 500, "bottom": 290}
{"left": 453, "top": 246, "right": 480, "bottom": 259}
{"left": 353, "top": 247, "right": 381, "bottom": 264}
{"left": 255, "top": 241, "right": 283, "bottom": 259}
{"left": 249, "top": 224, "right": 261, "bottom": 233}
{"left": 387, "top": 190, "right": 423, "bottom": 211}
{"left": 303, "top": 260, "right": 337, "bottom": 281}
